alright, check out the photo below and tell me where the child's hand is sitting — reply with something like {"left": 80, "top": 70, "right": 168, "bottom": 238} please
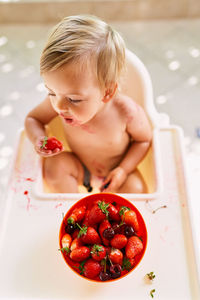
{"left": 35, "top": 136, "right": 64, "bottom": 157}
{"left": 100, "top": 167, "right": 127, "bottom": 192}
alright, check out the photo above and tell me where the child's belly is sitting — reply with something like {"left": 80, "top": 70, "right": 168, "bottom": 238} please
{"left": 64, "top": 128, "right": 130, "bottom": 177}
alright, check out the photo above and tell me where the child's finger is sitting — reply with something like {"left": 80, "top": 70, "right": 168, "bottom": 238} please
{"left": 100, "top": 180, "right": 111, "bottom": 192}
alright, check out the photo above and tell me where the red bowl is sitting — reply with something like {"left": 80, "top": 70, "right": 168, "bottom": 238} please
{"left": 59, "top": 193, "right": 147, "bottom": 282}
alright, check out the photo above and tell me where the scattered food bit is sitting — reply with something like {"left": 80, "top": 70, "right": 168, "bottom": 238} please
{"left": 152, "top": 205, "right": 167, "bottom": 214}
{"left": 24, "top": 190, "right": 28, "bottom": 195}
{"left": 150, "top": 289, "right": 155, "bottom": 298}
{"left": 147, "top": 271, "right": 156, "bottom": 281}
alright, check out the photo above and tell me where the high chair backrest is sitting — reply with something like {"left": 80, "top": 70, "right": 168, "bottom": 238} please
{"left": 121, "top": 49, "right": 158, "bottom": 127}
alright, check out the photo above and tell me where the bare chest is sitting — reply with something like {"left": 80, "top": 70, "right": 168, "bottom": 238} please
{"left": 62, "top": 117, "right": 130, "bottom": 156}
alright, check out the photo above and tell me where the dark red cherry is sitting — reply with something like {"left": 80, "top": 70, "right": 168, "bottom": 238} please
{"left": 110, "top": 264, "right": 122, "bottom": 279}
{"left": 124, "top": 225, "right": 135, "bottom": 237}
{"left": 99, "top": 271, "right": 111, "bottom": 281}
{"left": 103, "top": 228, "right": 115, "bottom": 240}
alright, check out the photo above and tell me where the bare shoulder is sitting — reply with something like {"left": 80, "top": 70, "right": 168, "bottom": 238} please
{"left": 113, "top": 93, "right": 143, "bottom": 119}
{"left": 113, "top": 93, "right": 152, "bottom": 142}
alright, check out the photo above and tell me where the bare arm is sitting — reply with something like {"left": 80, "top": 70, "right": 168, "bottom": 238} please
{"left": 119, "top": 103, "right": 152, "bottom": 174}
{"left": 102, "top": 97, "right": 152, "bottom": 191}
{"left": 24, "top": 95, "right": 58, "bottom": 145}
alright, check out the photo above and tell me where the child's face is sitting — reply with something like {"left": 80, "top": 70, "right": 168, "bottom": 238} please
{"left": 42, "top": 61, "right": 106, "bottom": 126}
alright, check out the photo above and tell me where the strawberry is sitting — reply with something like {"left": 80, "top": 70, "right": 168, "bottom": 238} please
{"left": 82, "top": 209, "right": 90, "bottom": 226}
{"left": 61, "top": 233, "right": 72, "bottom": 249}
{"left": 110, "top": 234, "right": 128, "bottom": 249}
{"left": 125, "top": 236, "right": 143, "bottom": 259}
{"left": 60, "top": 233, "right": 72, "bottom": 254}
{"left": 99, "top": 219, "right": 112, "bottom": 246}
{"left": 70, "top": 238, "right": 83, "bottom": 251}
{"left": 108, "top": 203, "right": 120, "bottom": 221}
{"left": 91, "top": 244, "right": 106, "bottom": 261}
{"left": 119, "top": 206, "right": 139, "bottom": 232}
{"left": 77, "top": 225, "right": 101, "bottom": 245}
{"left": 67, "top": 205, "right": 86, "bottom": 224}
{"left": 41, "top": 136, "right": 63, "bottom": 150}
{"left": 88, "top": 201, "right": 109, "bottom": 225}
{"left": 83, "top": 259, "right": 101, "bottom": 279}
{"left": 109, "top": 248, "right": 123, "bottom": 265}
{"left": 70, "top": 246, "right": 90, "bottom": 262}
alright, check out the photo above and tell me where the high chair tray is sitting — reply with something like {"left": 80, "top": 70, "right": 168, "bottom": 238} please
{"left": 0, "top": 126, "right": 199, "bottom": 299}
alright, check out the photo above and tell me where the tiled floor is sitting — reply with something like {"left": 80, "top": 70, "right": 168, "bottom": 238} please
{"left": 0, "top": 19, "right": 200, "bottom": 196}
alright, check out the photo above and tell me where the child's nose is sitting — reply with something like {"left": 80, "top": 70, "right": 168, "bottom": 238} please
{"left": 56, "top": 96, "right": 68, "bottom": 110}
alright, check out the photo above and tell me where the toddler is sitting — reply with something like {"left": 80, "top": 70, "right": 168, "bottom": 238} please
{"left": 25, "top": 15, "right": 152, "bottom": 193}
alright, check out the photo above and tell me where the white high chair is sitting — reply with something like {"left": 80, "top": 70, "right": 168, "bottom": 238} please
{"left": 33, "top": 49, "right": 163, "bottom": 200}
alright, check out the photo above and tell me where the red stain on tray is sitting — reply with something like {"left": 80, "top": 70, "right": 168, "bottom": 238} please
{"left": 25, "top": 177, "right": 35, "bottom": 182}
{"left": 23, "top": 190, "right": 38, "bottom": 211}
{"left": 55, "top": 203, "right": 63, "bottom": 209}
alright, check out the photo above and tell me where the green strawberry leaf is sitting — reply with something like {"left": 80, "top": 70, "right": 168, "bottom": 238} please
{"left": 119, "top": 206, "right": 130, "bottom": 216}
{"left": 41, "top": 136, "right": 48, "bottom": 149}
{"left": 67, "top": 217, "right": 75, "bottom": 224}
{"left": 122, "top": 257, "right": 132, "bottom": 271}
{"left": 73, "top": 260, "right": 87, "bottom": 275}
{"left": 91, "top": 244, "right": 103, "bottom": 256}
{"left": 58, "top": 247, "right": 70, "bottom": 254}
{"left": 77, "top": 224, "right": 88, "bottom": 238}
{"left": 98, "top": 201, "right": 109, "bottom": 217}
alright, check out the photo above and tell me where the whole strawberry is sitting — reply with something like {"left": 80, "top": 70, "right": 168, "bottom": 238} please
{"left": 70, "top": 246, "right": 90, "bottom": 262}
{"left": 119, "top": 206, "right": 139, "bottom": 232}
{"left": 70, "top": 238, "right": 83, "bottom": 251}
{"left": 88, "top": 201, "right": 109, "bottom": 225}
{"left": 125, "top": 236, "right": 143, "bottom": 259}
{"left": 41, "top": 136, "right": 63, "bottom": 151}
{"left": 77, "top": 224, "right": 101, "bottom": 245}
{"left": 60, "top": 233, "right": 72, "bottom": 254}
{"left": 110, "top": 234, "right": 128, "bottom": 249}
{"left": 83, "top": 259, "right": 101, "bottom": 279}
{"left": 108, "top": 203, "right": 120, "bottom": 221}
{"left": 108, "top": 248, "right": 123, "bottom": 265}
{"left": 67, "top": 205, "right": 86, "bottom": 224}
{"left": 91, "top": 244, "right": 106, "bottom": 261}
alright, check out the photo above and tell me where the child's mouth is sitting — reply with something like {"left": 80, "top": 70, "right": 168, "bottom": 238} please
{"left": 64, "top": 117, "right": 73, "bottom": 124}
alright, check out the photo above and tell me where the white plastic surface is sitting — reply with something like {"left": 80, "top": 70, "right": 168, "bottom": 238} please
{"left": 0, "top": 126, "right": 199, "bottom": 300}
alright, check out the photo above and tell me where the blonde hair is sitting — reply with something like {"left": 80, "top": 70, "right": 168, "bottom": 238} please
{"left": 40, "top": 15, "right": 126, "bottom": 90}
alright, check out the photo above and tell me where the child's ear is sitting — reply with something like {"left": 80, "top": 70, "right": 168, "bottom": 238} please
{"left": 102, "top": 83, "right": 118, "bottom": 103}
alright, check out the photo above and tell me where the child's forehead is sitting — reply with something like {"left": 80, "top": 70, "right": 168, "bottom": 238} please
{"left": 43, "top": 60, "right": 100, "bottom": 95}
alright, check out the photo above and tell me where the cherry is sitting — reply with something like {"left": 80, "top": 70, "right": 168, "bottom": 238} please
{"left": 103, "top": 228, "right": 115, "bottom": 240}
{"left": 110, "top": 264, "right": 122, "bottom": 279}
{"left": 112, "top": 224, "right": 125, "bottom": 234}
{"left": 124, "top": 225, "right": 135, "bottom": 237}
{"left": 99, "top": 271, "right": 111, "bottom": 281}
{"left": 65, "top": 223, "right": 75, "bottom": 234}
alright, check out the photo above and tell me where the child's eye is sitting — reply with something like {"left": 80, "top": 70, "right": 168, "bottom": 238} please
{"left": 68, "top": 97, "right": 82, "bottom": 104}
{"left": 48, "top": 93, "right": 55, "bottom": 97}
